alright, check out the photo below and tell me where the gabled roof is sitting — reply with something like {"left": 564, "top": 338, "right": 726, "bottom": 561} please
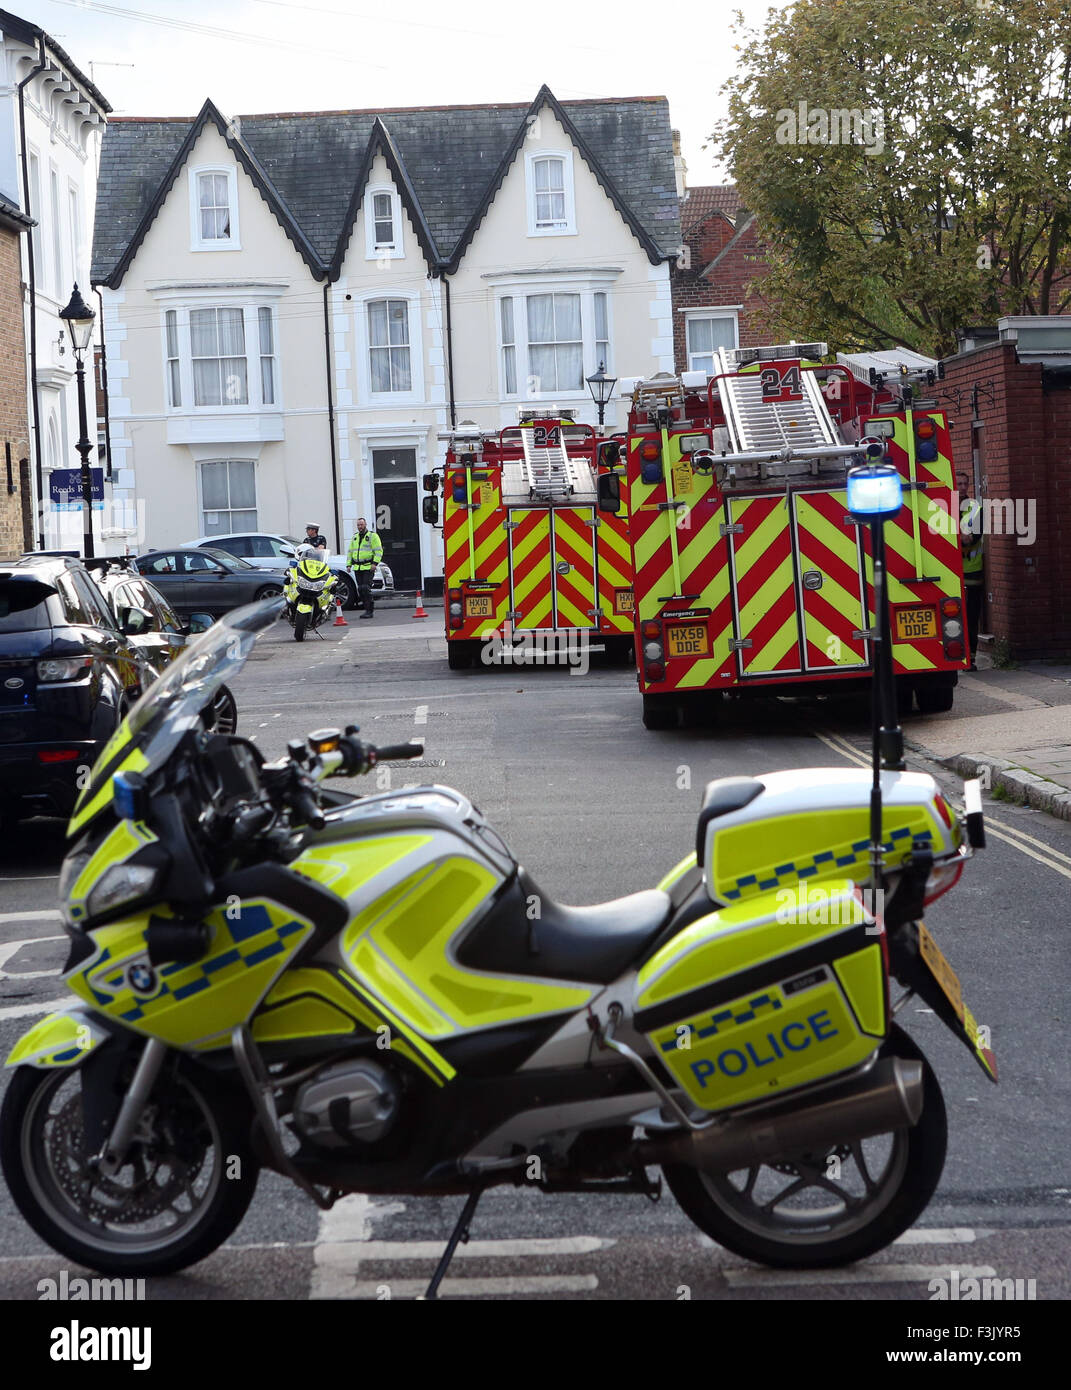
{"left": 92, "top": 89, "right": 681, "bottom": 286}
{"left": 96, "top": 99, "right": 322, "bottom": 287}
{"left": 682, "top": 184, "right": 741, "bottom": 233}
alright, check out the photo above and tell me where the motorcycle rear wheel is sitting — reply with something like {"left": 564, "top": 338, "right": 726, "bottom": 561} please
{"left": 0, "top": 1061, "right": 258, "bottom": 1277}
{"left": 662, "top": 1026, "right": 947, "bottom": 1268}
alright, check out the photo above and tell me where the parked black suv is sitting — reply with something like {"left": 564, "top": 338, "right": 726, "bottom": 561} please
{"left": 0, "top": 556, "right": 148, "bottom": 823}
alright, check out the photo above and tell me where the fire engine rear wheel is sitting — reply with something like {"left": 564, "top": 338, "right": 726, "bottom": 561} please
{"left": 642, "top": 695, "right": 676, "bottom": 730}
{"left": 447, "top": 641, "right": 478, "bottom": 671}
{"left": 915, "top": 685, "right": 954, "bottom": 714}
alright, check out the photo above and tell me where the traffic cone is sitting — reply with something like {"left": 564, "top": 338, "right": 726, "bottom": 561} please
{"left": 413, "top": 590, "right": 428, "bottom": 619}
{"left": 333, "top": 596, "right": 348, "bottom": 626}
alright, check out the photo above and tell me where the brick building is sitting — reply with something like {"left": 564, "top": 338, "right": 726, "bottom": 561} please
{"left": 0, "top": 191, "right": 32, "bottom": 556}
{"left": 940, "top": 317, "right": 1071, "bottom": 660}
{"left": 672, "top": 183, "right": 773, "bottom": 372}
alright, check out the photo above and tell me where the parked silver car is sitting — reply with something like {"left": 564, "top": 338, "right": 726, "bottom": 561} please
{"left": 182, "top": 532, "right": 393, "bottom": 609}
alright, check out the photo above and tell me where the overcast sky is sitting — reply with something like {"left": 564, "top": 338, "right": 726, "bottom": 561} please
{"left": 15, "top": 0, "right": 794, "bottom": 184}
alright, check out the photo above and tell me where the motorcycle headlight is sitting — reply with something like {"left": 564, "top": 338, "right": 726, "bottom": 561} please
{"left": 87, "top": 863, "right": 160, "bottom": 919}
{"left": 59, "top": 848, "right": 93, "bottom": 922}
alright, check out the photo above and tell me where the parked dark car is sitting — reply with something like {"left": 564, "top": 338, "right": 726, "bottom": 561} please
{"left": 0, "top": 556, "right": 149, "bottom": 824}
{"left": 132, "top": 548, "right": 285, "bottom": 617}
{"left": 90, "top": 560, "right": 237, "bottom": 735}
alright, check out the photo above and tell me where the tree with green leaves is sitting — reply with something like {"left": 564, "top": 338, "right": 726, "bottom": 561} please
{"left": 715, "top": 0, "right": 1071, "bottom": 355}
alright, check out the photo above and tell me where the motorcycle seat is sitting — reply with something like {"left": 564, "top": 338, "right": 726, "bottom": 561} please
{"left": 457, "top": 868, "right": 672, "bottom": 985}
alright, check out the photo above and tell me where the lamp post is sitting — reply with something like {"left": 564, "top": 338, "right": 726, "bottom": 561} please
{"left": 585, "top": 361, "right": 617, "bottom": 428}
{"left": 58, "top": 284, "right": 97, "bottom": 560}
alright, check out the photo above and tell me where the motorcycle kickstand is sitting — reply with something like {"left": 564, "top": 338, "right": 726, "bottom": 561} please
{"left": 420, "top": 1188, "right": 483, "bottom": 1301}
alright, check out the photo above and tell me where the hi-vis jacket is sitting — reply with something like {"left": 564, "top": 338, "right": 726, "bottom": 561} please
{"left": 960, "top": 498, "right": 984, "bottom": 579}
{"left": 347, "top": 530, "right": 384, "bottom": 570}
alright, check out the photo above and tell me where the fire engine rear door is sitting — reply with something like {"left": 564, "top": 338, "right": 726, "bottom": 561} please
{"left": 725, "top": 495, "right": 803, "bottom": 676}
{"left": 551, "top": 507, "right": 598, "bottom": 631}
{"left": 507, "top": 508, "right": 555, "bottom": 630}
{"left": 793, "top": 490, "right": 871, "bottom": 672}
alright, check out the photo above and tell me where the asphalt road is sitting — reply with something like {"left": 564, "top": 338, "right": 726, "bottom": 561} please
{"left": 1, "top": 609, "right": 1068, "bottom": 1303}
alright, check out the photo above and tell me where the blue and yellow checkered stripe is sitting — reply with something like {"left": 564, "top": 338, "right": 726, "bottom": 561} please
{"left": 85, "top": 906, "right": 307, "bottom": 1024}
{"left": 720, "top": 827, "right": 933, "bottom": 901}
{"left": 661, "top": 991, "right": 782, "bottom": 1053}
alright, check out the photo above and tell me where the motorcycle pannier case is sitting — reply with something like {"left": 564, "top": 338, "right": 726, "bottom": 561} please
{"left": 697, "top": 768, "right": 964, "bottom": 907}
{"left": 633, "top": 880, "right": 888, "bottom": 1112}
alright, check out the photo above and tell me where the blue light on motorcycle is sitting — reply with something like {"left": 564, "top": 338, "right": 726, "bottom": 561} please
{"left": 112, "top": 771, "right": 147, "bottom": 822}
{"left": 846, "top": 464, "right": 903, "bottom": 520}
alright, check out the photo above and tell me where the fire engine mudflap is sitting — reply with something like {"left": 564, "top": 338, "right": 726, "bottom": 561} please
{"left": 611, "top": 344, "right": 968, "bottom": 730}
{"left": 433, "top": 414, "right": 635, "bottom": 670}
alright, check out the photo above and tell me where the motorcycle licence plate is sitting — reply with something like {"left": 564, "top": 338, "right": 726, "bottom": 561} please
{"left": 465, "top": 595, "right": 492, "bottom": 618}
{"left": 917, "top": 923, "right": 963, "bottom": 1021}
{"left": 667, "top": 623, "right": 708, "bottom": 658}
{"left": 894, "top": 606, "right": 937, "bottom": 640}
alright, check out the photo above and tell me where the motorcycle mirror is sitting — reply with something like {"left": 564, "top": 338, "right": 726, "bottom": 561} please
{"left": 185, "top": 613, "right": 215, "bottom": 635}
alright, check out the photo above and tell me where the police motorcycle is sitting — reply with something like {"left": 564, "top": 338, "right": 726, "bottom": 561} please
{"left": 0, "top": 465, "right": 995, "bottom": 1291}
{"left": 283, "top": 545, "right": 336, "bottom": 642}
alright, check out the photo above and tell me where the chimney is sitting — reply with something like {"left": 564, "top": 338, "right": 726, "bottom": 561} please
{"left": 672, "top": 128, "right": 687, "bottom": 200}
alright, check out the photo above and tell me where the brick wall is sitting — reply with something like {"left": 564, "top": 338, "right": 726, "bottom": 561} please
{"left": 672, "top": 212, "right": 775, "bottom": 370}
{"left": 0, "top": 226, "right": 31, "bottom": 559}
{"left": 941, "top": 341, "right": 1071, "bottom": 658}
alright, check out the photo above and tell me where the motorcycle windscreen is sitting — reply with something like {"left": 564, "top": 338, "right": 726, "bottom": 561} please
{"left": 68, "top": 597, "right": 284, "bottom": 837}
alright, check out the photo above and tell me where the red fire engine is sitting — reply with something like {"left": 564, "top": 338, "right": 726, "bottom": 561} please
{"left": 428, "top": 413, "right": 634, "bottom": 669}
{"left": 603, "top": 343, "right": 968, "bottom": 728}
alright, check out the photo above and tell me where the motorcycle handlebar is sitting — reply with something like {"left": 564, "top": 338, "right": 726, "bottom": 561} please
{"left": 374, "top": 742, "right": 425, "bottom": 762}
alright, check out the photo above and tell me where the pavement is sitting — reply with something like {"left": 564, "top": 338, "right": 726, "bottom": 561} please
{"left": 906, "top": 639, "right": 1071, "bottom": 820}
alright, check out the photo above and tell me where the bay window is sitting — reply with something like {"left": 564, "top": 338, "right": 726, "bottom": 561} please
{"left": 496, "top": 282, "right": 614, "bottom": 398}
{"left": 161, "top": 302, "right": 280, "bottom": 411}
{"left": 191, "top": 307, "right": 247, "bottom": 406}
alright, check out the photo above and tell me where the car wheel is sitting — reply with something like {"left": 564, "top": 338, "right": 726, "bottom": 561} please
{"left": 255, "top": 585, "right": 283, "bottom": 601}
{"left": 332, "top": 573, "right": 355, "bottom": 609}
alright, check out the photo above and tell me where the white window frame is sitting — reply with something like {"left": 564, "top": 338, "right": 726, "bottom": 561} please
{"left": 524, "top": 150, "right": 576, "bottom": 237}
{"left": 355, "top": 290, "right": 424, "bottom": 404}
{"left": 683, "top": 308, "right": 739, "bottom": 372}
{"left": 197, "top": 458, "right": 258, "bottom": 536}
{"left": 50, "top": 164, "right": 63, "bottom": 298}
{"left": 364, "top": 185, "right": 404, "bottom": 260}
{"left": 153, "top": 290, "right": 284, "bottom": 415}
{"left": 188, "top": 165, "right": 241, "bottom": 251}
{"left": 27, "top": 148, "right": 43, "bottom": 292}
{"left": 492, "top": 273, "right": 617, "bottom": 401}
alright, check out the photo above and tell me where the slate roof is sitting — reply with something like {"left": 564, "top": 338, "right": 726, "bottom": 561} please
{"left": 92, "top": 88, "right": 681, "bottom": 285}
{"left": 681, "top": 184, "right": 741, "bottom": 233}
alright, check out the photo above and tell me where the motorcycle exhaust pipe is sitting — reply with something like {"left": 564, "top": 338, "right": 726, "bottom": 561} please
{"left": 636, "top": 1058, "right": 923, "bottom": 1173}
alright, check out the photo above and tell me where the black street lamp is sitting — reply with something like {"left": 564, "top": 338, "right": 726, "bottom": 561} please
{"left": 586, "top": 361, "right": 617, "bottom": 427}
{"left": 59, "top": 284, "right": 97, "bottom": 560}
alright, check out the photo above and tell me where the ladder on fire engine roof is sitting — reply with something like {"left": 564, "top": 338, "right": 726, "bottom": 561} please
{"left": 518, "top": 423, "right": 582, "bottom": 500}
{"left": 714, "top": 344, "right": 840, "bottom": 454}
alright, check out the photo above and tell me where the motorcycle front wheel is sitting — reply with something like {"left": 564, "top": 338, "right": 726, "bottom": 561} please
{"left": 662, "top": 1025, "right": 947, "bottom": 1268}
{"left": 0, "top": 1061, "right": 259, "bottom": 1276}
{"left": 294, "top": 608, "right": 308, "bottom": 642}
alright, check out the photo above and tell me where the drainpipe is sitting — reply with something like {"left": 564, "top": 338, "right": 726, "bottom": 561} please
{"left": 94, "top": 288, "right": 113, "bottom": 481}
{"left": 17, "top": 36, "right": 48, "bottom": 549}
{"left": 442, "top": 270, "right": 456, "bottom": 428}
{"left": 322, "top": 279, "right": 342, "bottom": 551}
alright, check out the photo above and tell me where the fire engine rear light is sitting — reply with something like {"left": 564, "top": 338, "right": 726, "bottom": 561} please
{"left": 915, "top": 417, "right": 937, "bottom": 440}
{"left": 641, "top": 620, "right": 662, "bottom": 640}
{"left": 941, "top": 598, "right": 961, "bottom": 617}
{"left": 942, "top": 619, "right": 962, "bottom": 639}
{"left": 945, "top": 640, "right": 964, "bottom": 660}
{"left": 639, "top": 440, "right": 661, "bottom": 460}
{"left": 448, "top": 588, "right": 463, "bottom": 630}
{"left": 644, "top": 664, "right": 665, "bottom": 683}
{"left": 449, "top": 602, "right": 462, "bottom": 617}
{"left": 643, "top": 641, "right": 663, "bottom": 662}
{"left": 37, "top": 749, "right": 81, "bottom": 763}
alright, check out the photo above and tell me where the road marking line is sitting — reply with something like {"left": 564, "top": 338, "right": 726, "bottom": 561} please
{"left": 414, "top": 705, "right": 428, "bottom": 724}
{"left": 0, "top": 911, "right": 62, "bottom": 924}
{"left": 724, "top": 1263, "right": 997, "bottom": 1288}
{"left": 893, "top": 1228, "right": 982, "bottom": 1244}
{"left": 0, "top": 996, "right": 69, "bottom": 1021}
{"left": 337, "top": 1275, "right": 598, "bottom": 1298}
{"left": 0, "top": 936, "right": 65, "bottom": 979}
{"left": 326, "top": 1237, "right": 610, "bottom": 1260}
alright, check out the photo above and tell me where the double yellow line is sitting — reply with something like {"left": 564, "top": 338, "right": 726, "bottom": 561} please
{"left": 813, "top": 730, "right": 1071, "bottom": 884}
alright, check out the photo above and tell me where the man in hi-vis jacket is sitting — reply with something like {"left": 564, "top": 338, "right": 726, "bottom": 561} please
{"left": 347, "top": 517, "right": 384, "bottom": 619}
